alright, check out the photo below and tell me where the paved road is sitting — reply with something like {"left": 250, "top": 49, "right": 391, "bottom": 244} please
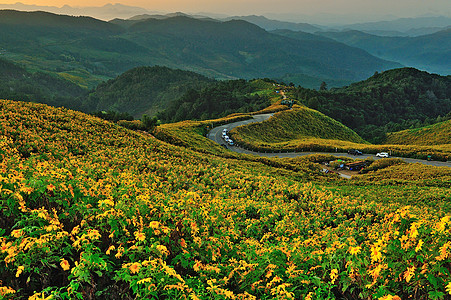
{"left": 208, "top": 114, "right": 451, "bottom": 169}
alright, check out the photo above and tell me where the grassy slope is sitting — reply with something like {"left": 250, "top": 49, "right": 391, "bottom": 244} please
{"left": 1, "top": 99, "right": 451, "bottom": 299}
{"left": 385, "top": 119, "right": 451, "bottom": 145}
{"left": 230, "top": 104, "right": 366, "bottom": 145}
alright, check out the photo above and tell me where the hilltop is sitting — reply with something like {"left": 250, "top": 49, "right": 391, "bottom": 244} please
{"left": 385, "top": 119, "right": 451, "bottom": 145}
{"left": 230, "top": 105, "right": 366, "bottom": 149}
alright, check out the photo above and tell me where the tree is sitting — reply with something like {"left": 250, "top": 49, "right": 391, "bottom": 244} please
{"left": 141, "top": 115, "right": 159, "bottom": 131}
{"left": 319, "top": 81, "right": 328, "bottom": 91}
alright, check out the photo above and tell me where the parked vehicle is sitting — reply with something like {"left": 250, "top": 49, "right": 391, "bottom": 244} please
{"left": 223, "top": 135, "right": 229, "bottom": 141}
{"left": 227, "top": 139, "right": 234, "bottom": 146}
{"left": 376, "top": 152, "right": 389, "bottom": 158}
{"left": 348, "top": 149, "right": 362, "bottom": 155}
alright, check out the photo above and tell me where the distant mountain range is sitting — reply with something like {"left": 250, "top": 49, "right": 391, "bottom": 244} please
{"left": 317, "top": 29, "right": 451, "bottom": 75}
{"left": 0, "top": 10, "right": 400, "bottom": 89}
{"left": 0, "top": 2, "right": 157, "bottom": 20}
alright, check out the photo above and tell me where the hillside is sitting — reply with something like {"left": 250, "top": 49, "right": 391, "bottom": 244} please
{"left": 157, "top": 79, "right": 272, "bottom": 123}
{"left": 317, "top": 29, "right": 451, "bottom": 75}
{"left": 293, "top": 68, "right": 451, "bottom": 143}
{"left": 0, "top": 10, "right": 400, "bottom": 88}
{"left": 385, "top": 119, "right": 451, "bottom": 145}
{"left": 229, "top": 105, "right": 366, "bottom": 148}
{"left": 83, "top": 66, "right": 214, "bottom": 117}
{"left": 1, "top": 99, "right": 450, "bottom": 299}
{"left": 0, "top": 57, "right": 87, "bottom": 108}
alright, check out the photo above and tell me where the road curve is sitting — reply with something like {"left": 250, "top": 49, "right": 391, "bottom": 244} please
{"left": 207, "top": 114, "right": 451, "bottom": 169}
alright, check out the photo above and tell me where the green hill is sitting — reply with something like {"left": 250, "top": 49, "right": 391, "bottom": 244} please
{"left": 230, "top": 105, "right": 366, "bottom": 148}
{"left": 385, "top": 119, "right": 451, "bottom": 145}
{"left": 0, "top": 57, "right": 87, "bottom": 108}
{"left": 157, "top": 79, "right": 272, "bottom": 123}
{"left": 294, "top": 68, "right": 451, "bottom": 143}
{"left": 83, "top": 66, "right": 214, "bottom": 117}
{"left": 0, "top": 10, "right": 400, "bottom": 88}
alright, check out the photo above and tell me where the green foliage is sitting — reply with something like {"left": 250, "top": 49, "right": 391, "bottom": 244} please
{"left": 141, "top": 115, "right": 159, "bottom": 131}
{"left": 91, "top": 110, "right": 134, "bottom": 122}
{"left": 360, "top": 158, "right": 406, "bottom": 174}
{"left": 158, "top": 79, "right": 271, "bottom": 123}
{"left": 84, "top": 66, "right": 214, "bottom": 118}
{"left": 0, "top": 99, "right": 451, "bottom": 299}
{"left": 294, "top": 68, "right": 451, "bottom": 143}
{"left": 230, "top": 105, "right": 366, "bottom": 147}
{"left": 0, "top": 10, "right": 399, "bottom": 89}
{"left": 0, "top": 57, "right": 87, "bottom": 109}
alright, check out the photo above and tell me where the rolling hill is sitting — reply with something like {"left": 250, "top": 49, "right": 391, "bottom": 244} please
{"left": 0, "top": 57, "right": 87, "bottom": 108}
{"left": 317, "top": 28, "right": 451, "bottom": 75}
{"left": 385, "top": 119, "right": 451, "bottom": 145}
{"left": 229, "top": 105, "right": 366, "bottom": 149}
{"left": 1, "top": 98, "right": 450, "bottom": 299}
{"left": 0, "top": 10, "right": 400, "bottom": 88}
{"left": 83, "top": 66, "right": 214, "bottom": 117}
{"left": 294, "top": 68, "right": 451, "bottom": 142}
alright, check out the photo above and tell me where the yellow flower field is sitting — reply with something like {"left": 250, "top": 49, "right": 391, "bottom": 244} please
{"left": 0, "top": 99, "right": 450, "bottom": 299}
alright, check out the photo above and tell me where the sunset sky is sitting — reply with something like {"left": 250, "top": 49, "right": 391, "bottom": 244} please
{"left": 1, "top": 0, "right": 450, "bottom": 18}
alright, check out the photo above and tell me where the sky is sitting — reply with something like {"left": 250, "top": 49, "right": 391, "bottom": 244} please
{"left": 0, "top": 0, "right": 450, "bottom": 22}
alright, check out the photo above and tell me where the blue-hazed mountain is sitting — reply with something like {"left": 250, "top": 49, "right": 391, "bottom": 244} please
{"left": 317, "top": 29, "right": 451, "bottom": 75}
{"left": 0, "top": 10, "right": 400, "bottom": 88}
{"left": 221, "top": 15, "right": 320, "bottom": 33}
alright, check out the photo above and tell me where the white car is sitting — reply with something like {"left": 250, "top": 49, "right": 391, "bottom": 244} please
{"left": 376, "top": 152, "right": 389, "bottom": 158}
{"left": 227, "top": 139, "right": 234, "bottom": 146}
{"left": 223, "top": 135, "right": 229, "bottom": 141}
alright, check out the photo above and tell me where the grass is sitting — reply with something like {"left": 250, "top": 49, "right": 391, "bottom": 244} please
{"left": 385, "top": 119, "right": 451, "bottom": 146}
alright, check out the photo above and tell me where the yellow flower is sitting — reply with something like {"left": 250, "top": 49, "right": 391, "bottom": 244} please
{"left": 134, "top": 231, "right": 146, "bottom": 242}
{"left": 60, "top": 259, "right": 70, "bottom": 271}
{"left": 378, "top": 295, "right": 401, "bottom": 300}
{"left": 415, "top": 239, "right": 423, "bottom": 252}
{"left": 330, "top": 268, "right": 338, "bottom": 284}
{"left": 16, "top": 265, "right": 24, "bottom": 277}
{"left": 190, "top": 294, "right": 201, "bottom": 300}
{"left": 137, "top": 277, "right": 152, "bottom": 284}
{"left": 149, "top": 221, "right": 160, "bottom": 229}
{"left": 403, "top": 266, "right": 416, "bottom": 283}
{"left": 348, "top": 246, "right": 361, "bottom": 255}
{"left": 156, "top": 244, "right": 169, "bottom": 256}
{"left": 446, "top": 282, "right": 451, "bottom": 295}
{"left": 106, "top": 245, "right": 115, "bottom": 255}
{"left": 128, "top": 262, "right": 141, "bottom": 274}
{"left": 305, "top": 292, "right": 313, "bottom": 300}
{"left": 11, "top": 229, "right": 24, "bottom": 238}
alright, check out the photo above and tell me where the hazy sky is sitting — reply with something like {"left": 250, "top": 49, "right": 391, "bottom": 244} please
{"left": 1, "top": 0, "right": 450, "bottom": 18}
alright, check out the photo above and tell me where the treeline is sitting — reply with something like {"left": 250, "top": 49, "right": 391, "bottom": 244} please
{"left": 294, "top": 68, "right": 451, "bottom": 143}
{"left": 157, "top": 79, "right": 271, "bottom": 123}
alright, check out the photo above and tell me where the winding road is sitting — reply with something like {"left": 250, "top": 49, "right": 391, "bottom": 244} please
{"left": 207, "top": 114, "right": 451, "bottom": 169}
